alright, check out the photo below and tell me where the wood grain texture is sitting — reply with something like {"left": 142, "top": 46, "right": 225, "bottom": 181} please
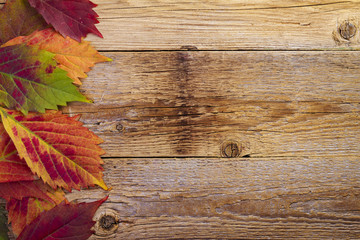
{"left": 63, "top": 51, "right": 360, "bottom": 158}
{"left": 1, "top": 1, "right": 360, "bottom": 239}
{"left": 81, "top": 0, "right": 360, "bottom": 50}
{"left": 66, "top": 157, "right": 360, "bottom": 239}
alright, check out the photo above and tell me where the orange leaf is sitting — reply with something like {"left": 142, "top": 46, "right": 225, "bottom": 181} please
{"left": 6, "top": 181, "right": 65, "bottom": 236}
{"left": 3, "top": 28, "right": 111, "bottom": 85}
{"left": 0, "top": 108, "right": 108, "bottom": 191}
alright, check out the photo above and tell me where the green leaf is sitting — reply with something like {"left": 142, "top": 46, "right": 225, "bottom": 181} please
{"left": 0, "top": 44, "right": 90, "bottom": 114}
{"left": 0, "top": 206, "right": 9, "bottom": 240}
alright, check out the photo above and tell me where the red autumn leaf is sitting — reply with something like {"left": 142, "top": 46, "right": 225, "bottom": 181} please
{"left": 3, "top": 28, "right": 111, "bottom": 85}
{"left": 0, "top": 0, "right": 48, "bottom": 45}
{"left": 0, "top": 180, "right": 52, "bottom": 202}
{"left": 0, "top": 124, "right": 35, "bottom": 183}
{"left": 6, "top": 181, "right": 65, "bottom": 236}
{"left": 0, "top": 108, "right": 108, "bottom": 192}
{"left": 27, "top": 0, "right": 102, "bottom": 42}
{"left": 17, "top": 196, "right": 107, "bottom": 240}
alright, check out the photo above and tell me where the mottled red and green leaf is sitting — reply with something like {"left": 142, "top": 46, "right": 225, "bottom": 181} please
{"left": 4, "top": 28, "right": 111, "bottom": 85}
{"left": 0, "top": 108, "right": 107, "bottom": 191}
{"left": 0, "top": 44, "right": 89, "bottom": 114}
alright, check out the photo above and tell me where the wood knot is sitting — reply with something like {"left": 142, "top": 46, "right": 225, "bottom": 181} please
{"left": 116, "top": 123, "right": 124, "bottom": 132}
{"left": 100, "top": 215, "right": 118, "bottom": 230}
{"left": 221, "top": 141, "right": 241, "bottom": 158}
{"left": 339, "top": 21, "right": 357, "bottom": 40}
{"left": 93, "top": 209, "right": 119, "bottom": 237}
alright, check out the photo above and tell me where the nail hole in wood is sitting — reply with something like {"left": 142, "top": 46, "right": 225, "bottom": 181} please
{"left": 339, "top": 21, "right": 357, "bottom": 40}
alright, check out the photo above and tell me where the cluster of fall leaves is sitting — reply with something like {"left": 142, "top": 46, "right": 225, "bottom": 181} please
{"left": 0, "top": 0, "right": 111, "bottom": 239}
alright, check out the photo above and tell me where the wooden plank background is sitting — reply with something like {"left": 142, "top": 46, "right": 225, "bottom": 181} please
{"left": 2, "top": 0, "right": 360, "bottom": 239}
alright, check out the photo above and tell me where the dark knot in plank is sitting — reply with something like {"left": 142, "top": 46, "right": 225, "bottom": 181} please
{"left": 339, "top": 21, "right": 357, "bottom": 40}
{"left": 221, "top": 140, "right": 241, "bottom": 158}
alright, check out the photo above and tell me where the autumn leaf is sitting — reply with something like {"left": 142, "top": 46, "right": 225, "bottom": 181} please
{"left": 3, "top": 28, "right": 111, "bottom": 85}
{"left": 0, "top": 206, "right": 9, "bottom": 240}
{"left": 0, "top": 125, "right": 35, "bottom": 183}
{"left": 0, "top": 180, "right": 57, "bottom": 202}
{"left": 0, "top": 109, "right": 108, "bottom": 192}
{"left": 0, "top": 0, "right": 48, "bottom": 45}
{"left": 27, "top": 0, "right": 102, "bottom": 42}
{"left": 6, "top": 182, "right": 65, "bottom": 236}
{"left": 17, "top": 196, "right": 107, "bottom": 240}
{"left": 0, "top": 44, "right": 90, "bottom": 114}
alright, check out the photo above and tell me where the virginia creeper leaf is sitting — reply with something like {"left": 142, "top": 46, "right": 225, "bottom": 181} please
{"left": 0, "top": 124, "right": 35, "bottom": 183}
{"left": 3, "top": 28, "right": 111, "bottom": 85}
{"left": 27, "top": 0, "right": 102, "bottom": 42}
{"left": 0, "top": 180, "right": 55, "bottom": 202}
{"left": 0, "top": 206, "right": 9, "bottom": 240}
{"left": 0, "top": 0, "right": 48, "bottom": 45}
{"left": 17, "top": 196, "right": 107, "bottom": 240}
{"left": 0, "top": 109, "right": 108, "bottom": 191}
{"left": 0, "top": 44, "right": 90, "bottom": 114}
{"left": 7, "top": 182, "right": 65, "bottom": 236}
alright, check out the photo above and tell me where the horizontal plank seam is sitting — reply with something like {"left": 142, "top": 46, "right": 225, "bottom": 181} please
{"left": 100, "top": 155, "right": 358, "bottom": 159}
{"left": 98, "top": 49, "right": 360, "bottom": 53}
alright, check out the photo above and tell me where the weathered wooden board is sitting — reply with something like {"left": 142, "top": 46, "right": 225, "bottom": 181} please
{"left": 1, "top": 0, "right": 360, "bottom": 239}
{"left": 83, "top": 0, "right": 360, "bottom": 50}
{"left": 1, "top": 0, "right": 360, "bottom": 50}
{"left": 64, "top": 51, "right": 360, "bottom": 158}
{"left": 66, "top": 157, "right": 360, "bottom": 239}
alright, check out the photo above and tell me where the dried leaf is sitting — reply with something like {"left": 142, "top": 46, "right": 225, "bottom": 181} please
{"left": 0, "top": 108, "right": 108, "bottom": 191}
{"left": 28, "top": 0, "right": 102, "bottom": 42}
{"left": 3, "top": 28, "right": 111, "bottom": 85}
{"left": 0, "top": 0, "right": 48, "bottom": 45}
{"left": 0, "top": 44, "right": 90, "bottom": 114}
{"left": 17, "top": 196, "right": 107, "bottom": 240}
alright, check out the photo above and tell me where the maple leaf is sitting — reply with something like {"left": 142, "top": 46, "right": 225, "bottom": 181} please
{"left": 3, "top": 28, "right": 111, "bottom": 85}
{"left": 0, "top": 206, "right": 9, "bottom": 240}
{"left": 17, "top": 196, "right": 107, "bottom": 240}
{"left": 0, "top": 108, "right": 108, "bottom": 192}
{"left": 0, "top": 125, "right": 35, "bottom": 183}
{"left": 0, "top": 44, "right": 90, "bottom": 114}
{"left": 27, "top": 0, "right": 102, "bottom": 42}
{"left": 6, "top": 182, "right": 65, "bottom": 236}
{"left": 0, "top": 0, "right": 48, "bottom": 45}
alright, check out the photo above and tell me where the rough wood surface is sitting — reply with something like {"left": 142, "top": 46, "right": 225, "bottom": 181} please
{"left": 66, "top": 157, "right": 360, "bottom": 239}
{"left": 64, "top": 51, "right": 360, "bottom": 158}
{"left": 1, "top": 0, "right": 360, "bottom": 239}
{"left": 84, "top": 0, "right": 360, "bottom": 50}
